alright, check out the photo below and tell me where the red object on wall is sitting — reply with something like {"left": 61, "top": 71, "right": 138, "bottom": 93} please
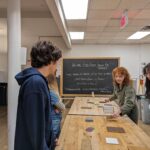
{"left": 120, "top": 10, "right": 128, "bottom": 29}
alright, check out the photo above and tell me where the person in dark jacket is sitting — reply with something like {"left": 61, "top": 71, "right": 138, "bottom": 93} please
{"left": 14, "top": 41, "right": 62, "bottom": 150}
{"left": 143, "top": 63, "right": 150, "bottom": 99}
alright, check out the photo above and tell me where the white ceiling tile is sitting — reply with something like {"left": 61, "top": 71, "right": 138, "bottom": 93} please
{"left": 84, "top": 39, "right": 99, "bottom": 44}
{"left": 2, "top": 0, "right": 150, "bottom": 45}
{"left": 88, "top": 10, "right": 113, "bottom": 19}
{"left": 100, "top": 32, "right": 117, "bottom": 37}
{"left": 67, "top": 20, "right": 87, "bottom": 27}
{"left": 110, "top": 39, "right": 145, "bottom": 44}
{"left": 130, "top": 19, "right": 150, "bottom": 26}
{"left": 135, "top": 10, "right": 150, "bottom": 19}
{"left": 68, "top": 27, "right": 86, "bottom": 32}
{"left": 98, "top": 36, "right": 115, "bottom": 41}
{"left": 113, "top": 36, "right": 128, "bottom": 40}
{"left": 109, "top": 39, "right": 127, "bottom": 44}
{"left": 121, "top": 26, "right": 142, "bottom": 32}
{"left": 103, "top": 26, "right": 121, "bottom": 32}
{"left": 112, "top": 10, "right": 140, "bottom": 19}
{"left": 106, "top": 19, "right": 120, "bottom": 27}
{"left": 89, "top": 0, "right": 120, "bottom": 10}
{"left": 86, "top": 26, "right": 104, "bottom": 32}
{"left": 98, "top": 37, "right": 112, "bottom": 43}
{"left": 87, "top": 20, "right": 108, "bottom": 27}
{"left": 85, "top": 32, "right": 100, "bottom": 39}
{"left": 118, "top": 0, "right": 150, "bottom": 9}
{"left": 145, "top": 2, "right": 150, "bottom": 9}
{"left": 116, "top": 32, "right": 135, "bottom": 38}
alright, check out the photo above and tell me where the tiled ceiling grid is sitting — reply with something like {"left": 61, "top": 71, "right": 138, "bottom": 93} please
{"left": 66, "top": 0, "right": 150, "bottom": 44}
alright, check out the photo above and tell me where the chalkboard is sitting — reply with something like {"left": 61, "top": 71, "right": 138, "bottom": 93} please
{"left": 61, "top": 58, "right": 119, "bottom": 96}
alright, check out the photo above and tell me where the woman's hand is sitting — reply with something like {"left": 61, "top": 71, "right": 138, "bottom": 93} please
{"left": 54, "top": 109, "right": 60, "bottom": 113}
{"left": 105, "top": 98, "right": 110, "bottom": 103}
{"left": 112, "top": 108, "right": 121, "bottom": 118}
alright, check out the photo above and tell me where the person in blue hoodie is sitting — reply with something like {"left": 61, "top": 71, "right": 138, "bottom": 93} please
{"left": 14, "top": 41, "right": 62, "bottom": 150}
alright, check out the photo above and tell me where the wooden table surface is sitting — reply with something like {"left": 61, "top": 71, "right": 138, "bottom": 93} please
{"left": 55, "top": 115, "right": 150, "bottom": 150}
{"left": 68, "top": 97, "right": 119, "bottom": 116}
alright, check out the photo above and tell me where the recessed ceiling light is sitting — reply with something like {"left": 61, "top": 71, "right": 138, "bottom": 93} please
{"left": 61, "top": 0, "right": 89, "bottom": 19}
{"left": 128, "top": 31, "right": 150, "bottom": 40}
{"left": 69, "top": 32, "right": 84, "bottom": 40}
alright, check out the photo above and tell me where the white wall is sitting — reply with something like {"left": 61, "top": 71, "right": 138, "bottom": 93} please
{"left": 62, "top": 44, "right": 150, "bottom": 79}
{"left": 1, "top": 17, "right": 150, "bottom": 82}
{"left": 21, "top": 18, "right": 64, "bottom": 58}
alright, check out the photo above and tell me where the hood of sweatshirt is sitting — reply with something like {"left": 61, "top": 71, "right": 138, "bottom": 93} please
{"left": 15, "top": 67, "right": 47, "bottom": 86}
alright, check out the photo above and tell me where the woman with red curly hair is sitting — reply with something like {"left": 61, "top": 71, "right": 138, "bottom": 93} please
{"left": 108, "top": 67, "right": 138, "bottom": 123}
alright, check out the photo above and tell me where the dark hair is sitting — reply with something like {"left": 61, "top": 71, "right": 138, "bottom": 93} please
{"left": 112, "top": 67, "right": 130, "bottom": 86}
{"left": 143, "top": 63, "right": 150, "bottom": 98}
{"left": 30, "top": 41, "right": 62, "bottom": 68}
{"left": 143, "top": 63, "right": 150, "bottom": 75}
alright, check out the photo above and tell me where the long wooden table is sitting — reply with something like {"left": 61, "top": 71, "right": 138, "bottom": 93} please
{"left": 56, "top": 115, "right": 150, "bottom": 150}
{"left": 68, "top": 97, "right": 119, "bottom": 116}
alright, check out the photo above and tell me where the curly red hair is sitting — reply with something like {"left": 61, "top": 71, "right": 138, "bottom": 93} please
{"left": 112, "top": 67, "right": 130, "bottom": 85}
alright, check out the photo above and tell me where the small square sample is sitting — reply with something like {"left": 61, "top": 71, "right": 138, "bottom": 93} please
{"left": 107, "top": 127, "right": 125, "bottom": 133}
{"left": 86, "top": 127, "right": 94, "bottom": 132}
{"left": 103, "top": 105, "right": 114, "bottom": 114}
{"left": 81, "top": 106, "right": 92, "bottom": 109}
{"left": 85, "top": 117, "right": 94, "bottom": 122}
{"left": 105, "top": 137, "right": 119, "bottom": 144}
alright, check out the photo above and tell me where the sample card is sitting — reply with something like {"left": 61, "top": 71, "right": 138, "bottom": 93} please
{"left": 86, "top": 127, "right": 94, "bottom": 132}
{"left": 103, "top": 105, "right": 114, "bottom": 114}
{"left": 105, "top": 137, "right": 119, "bottom": 144}
{"left": 81, "top": 106, "right": 92, "bottom": 109}
{"left": 107, "top": 127, "right": 125, "bottom": 133}
{"left": 87, "top": 101, "right": 95, "bottom": 104}
{"left": 85, "top": 117, "right": 94, "bottom": 122}
{"left": 104, "top": 103, "right": 113, "bottom": 106}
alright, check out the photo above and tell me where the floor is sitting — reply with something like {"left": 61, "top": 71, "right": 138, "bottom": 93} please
{"left": 0, "top": 105, "right": 150, "bottom": 150}
{"left": 0, "top": 106, "right": 7, "bottom": 150}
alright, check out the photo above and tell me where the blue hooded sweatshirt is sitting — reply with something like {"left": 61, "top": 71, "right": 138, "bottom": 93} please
{"left": 14, "top": 67, "right": 54, "bottom": 150}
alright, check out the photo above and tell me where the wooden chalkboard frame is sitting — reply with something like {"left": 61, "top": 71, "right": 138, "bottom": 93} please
{"left": 60, "top": 57, "right": 120, "bottom": 96}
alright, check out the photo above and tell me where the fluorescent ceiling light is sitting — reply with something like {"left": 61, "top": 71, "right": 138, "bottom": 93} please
{"left": 128, "top": 31, "right": 150, "bottom": 40}
{"left": 69, "top": 32, "right": 84, "bottom": 40}
{"left": 61, "top": 0, "right": 89, "bottom": 19}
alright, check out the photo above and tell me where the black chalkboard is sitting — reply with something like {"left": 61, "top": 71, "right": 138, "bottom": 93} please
{"left": 61, "top": 58, "right": 119, "bottom": 96}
